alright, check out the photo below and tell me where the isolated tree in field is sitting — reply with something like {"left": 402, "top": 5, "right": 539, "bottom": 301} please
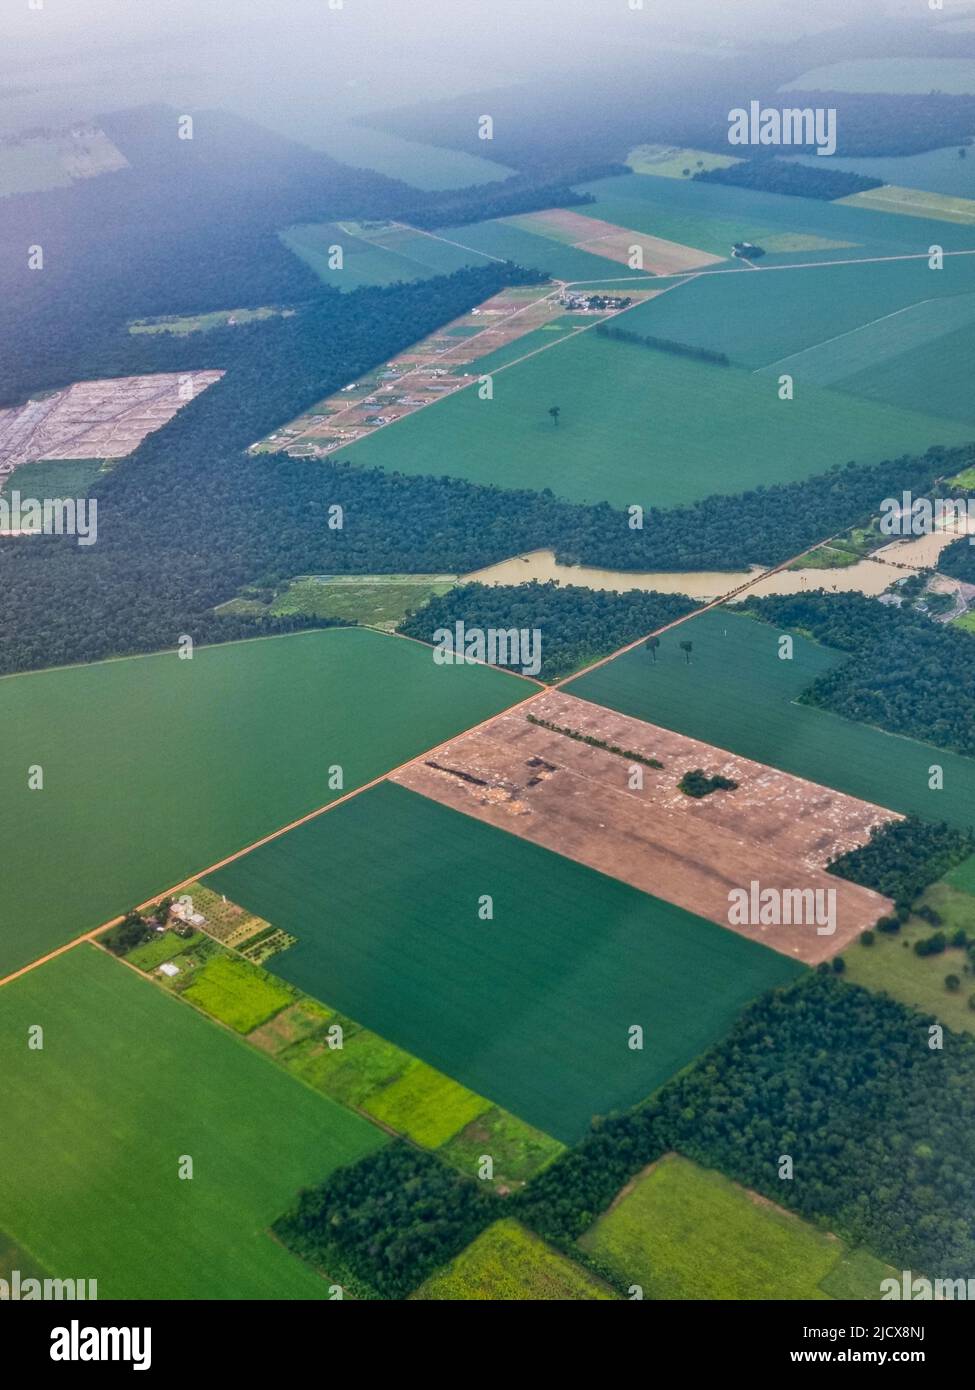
{"left": 548, "top": 406, "right": 561, "bottom": 426}
{"left": 646, "top": 636, "right": 660, "bottom": 662}
{"left": 680, "top": 639, "right": 693, "bottom": 665}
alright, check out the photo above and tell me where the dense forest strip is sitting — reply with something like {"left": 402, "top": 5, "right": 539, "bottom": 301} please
{"left": 743, "top": 591, "right": 975, "bottom": 760}
{"left": 827, "top": 817, "right": 975, "bottom": 909}
{"left": 594, "top": 322, "right": 730, "bottom": 366}
{"left": 694, "top": 159, "right": 882, "bottom": 201}
{"left": 398, "top": 583, "right": 699, "bottom": 682}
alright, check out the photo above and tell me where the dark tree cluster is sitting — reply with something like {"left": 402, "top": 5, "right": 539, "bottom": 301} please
{"left": 828, "top": 817, "right": 975, "bottom": 909}
{"left": 938, "top": 534, "right": 975, "bottom": 585}
{"left": 518, "top": 973, "right": 975, "bottom": 1278}
{"left": 744, "top": 590, "right": 975, "bottom": 759}
{"left": 273, "top": 1143, "right": 495, "bottom": 1300}
{"left": 595, "top": 322, "right": 730, "bottom": 366}
{"left": 399, "top": 581, "right": 698, "bottom": 681}
{"left": 678, "top": 769, "right": 739, "bottom": 797}
{"left": 694, "top": 159, "right": 882, "bottom": 200}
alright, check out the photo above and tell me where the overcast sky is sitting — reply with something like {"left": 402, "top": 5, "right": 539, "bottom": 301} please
{"left": 0, "top": 0, "right": 963, "bottom": 139}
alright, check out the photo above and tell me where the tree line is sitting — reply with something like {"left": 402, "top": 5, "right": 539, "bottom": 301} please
{"left": 595, "top": 322, "right": 730, "bottom": 366}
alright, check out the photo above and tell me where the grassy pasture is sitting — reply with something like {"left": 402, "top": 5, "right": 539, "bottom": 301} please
{"left": 625, "top": 144, "right": 740, "bottom": 179}
{"left": 414, "top": 1219, "right": 617, "bottom": 1300}
{"left": 430, "top": 216, "right": 645, "bottom": 282}
{"left": 342, "top": 328, "right": 970, "bottom": 509}
{"left": 206, "top": 781, "right": 803, "bottom": 1144}
{"left": 0, "top": 947, "right": 384, "bottom": 1299}
{"left": 567, "top": 609, "right": 975, "bottom": 830}
{"left": 579, "top": 1154, "right": 891, "bottom": 1299}
{"left": 0, "top": 627, "right": 527, "bottom": 977}
{"left": 129, "top": 306, "right": 287, "bottom": 335}
{"left": 438, "top": 1107, "right": 564, "bottom": 1191}
{"left": 1, "top": 457, "right": 105, "bottom": 503}
{"left": 841, "top": 888, "right": 975, "bottom": 1036}
{"left": 363, "top": 1058, "right": 490, "bottom": 1147}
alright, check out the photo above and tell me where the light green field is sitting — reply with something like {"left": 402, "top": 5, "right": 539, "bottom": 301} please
{"left": 784, "top": 145, "right": 975, "bottom": 200}
{"left": 625, "top": 144, "right": 740, "bottom": 179}
{"left": 281, "top": 220, "right": 488, "bottom": 289}
{"left": 128, "top": 306, "right": 287, "bottom": 335}
{"left": 952, "top": 611, "right": 975, "bottom": 633}
{"left": 782, "top": 58, "right": 975, "bottom": 95}
{"left": 207, "top": 781, "right": 803, "bottom": 1144}
{"left": 414, "top": 1219, "right": 617, "bottom": 1300}
{"left": 182, "top": 954, "right": 295, "bottom": 1033}
{"left": 839, "top": 185, "right": 975, "bottom": 225}
{"left": 579, "top": 1154, "right": 891, "bottom": 1299}
{"left": 620, "top": 253, "right": 975, "bottom": 369}
{"left": 947, "top": 852, "right": 975, "bottom": 894}
{"left": 343, "top": 329, "right": 970, "bottom": 509}
{"left": 0, "top": 128, "right": 125, "bottom": 196}
{"left": 841, "top": 890, "right": 975, "bottom": 1035}
{"left": 567, "top": 609, "right": 975, "bottom": 830}
{"left": 363, "top": 1058, "right": 490, "bottom": 1148}
{"left": 429, "top": 217, "right": 647, "bottom": 283}
{"left": 0, "top": 626, "right": 528, "bottom": 976}
{"left": 1, "top": 457, "right": 106, "bottom": 503}
{"left": 838, "top": 318, "right": 975, "bottom": 423}
{"left": 270, "top": 573, "right": 456, "bottom": 629}
{"left": 309, "top": 122, "right": 515, "bottom": 191}
{"left": 0, "top": 946, "right": 384, "bottom": 1299}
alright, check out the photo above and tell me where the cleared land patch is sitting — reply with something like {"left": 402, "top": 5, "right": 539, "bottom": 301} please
{"left": 0, "top": 946, "right": 384, "bottom": 1299}
{"left": 0, "top": 372, "right": 223, "bottom": 486}
{"left": 413, "top": 1219, "right": 617, "bottom": 1300}
{"left": 566, "top": 609, "right": 975, "bottom": 830}
{"left": 390, "top": 690, "right": 896, "bottom": 963}
{"left": 502, "top": 207, "right": 726, "bottom": 274}
{"left": 0, "top": 125, "right": 127, "bottom": 196}
{"left": 218, "top": 573, "right": 457, "bottom": 631}
{"left": 205, "top": 780, "right": 803, "bottom": 1144}
{"left": 579, "top": 1154, "right": 893, "bottom": 1299}
{"left": 0, "top": 627, "right": 528, "bottom": 977}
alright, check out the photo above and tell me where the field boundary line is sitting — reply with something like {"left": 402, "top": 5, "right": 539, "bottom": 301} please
{"left": 755, "top": 295, "right": 960, "bottom": 374}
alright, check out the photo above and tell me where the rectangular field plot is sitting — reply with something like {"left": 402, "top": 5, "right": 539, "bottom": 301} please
{"left": 342, "top": 328, "right": 970, "bottom": 509}
{"left": 567, "top": 610, "right": 975, "bottom": 830}
{"left": 579, "top": 1154, "right": 892, "bottom": 1300}
{"left": 205, "top": 782, "right": 803, "bottom": 1144}
{"left": 280, "top": 219, "right": 490, "bottom": 289}
{"left": 620, "top": 253, "right": 975, "bottom": 373}
{"left": 413, "top": 1219, "right": 617, "bottom": 1300}
{"left": 0, "top": 627, "right": 528, "bottom": 977}
{"left": 0, "top": 947, "right": 384, "bottom": 1299}
{"left": 391, "top": 691, "right": 895, "bottom": 964}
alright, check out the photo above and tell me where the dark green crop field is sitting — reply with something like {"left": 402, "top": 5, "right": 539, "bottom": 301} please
{"left": 0, "top": 946, "right": 384, "bottom": 1298}
{"left": 0, "top": 628, "right": 528, "bottom": 976}
{"left": 206, "top": 782, "right": 803, "bottom": 1144}
{"left": 567, "top": 609, "right": 975, "bottom": 829}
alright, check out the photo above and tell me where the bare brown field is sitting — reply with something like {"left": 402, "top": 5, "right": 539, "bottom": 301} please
{"left": 390, "top": 690, "right": 897, "bottom": 964}
{"left": 509, "top": 207, "right": 726, "bottom": 274}
{"left": 0, "top": 371, "right": 224, "bottom": 478}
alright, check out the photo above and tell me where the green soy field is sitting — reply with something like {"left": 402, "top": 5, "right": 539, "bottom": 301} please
{"left": 0, "top": 627, "right": 528, "bottom": 976}
{"left": 206, "top": 782, "right": 803, "bottom": 1144}
{"left": 0, "top": 946, "right": 384, "bottom": 1299}
{"left": 567, "top": 609, "right": 975, "bottom": 829}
